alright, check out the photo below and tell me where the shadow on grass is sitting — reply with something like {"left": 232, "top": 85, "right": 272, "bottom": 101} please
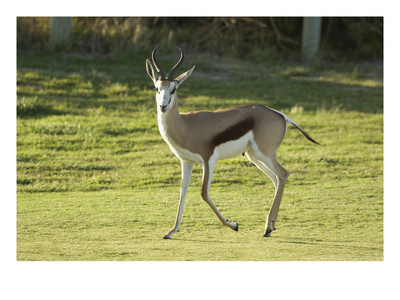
{"left": 17, "top": 97, "right": 66, "bottom": 119}
{"left": 280, "top": 236, "right": 382, "bottom": 252}
{"left": 17, "top": 50, "right": 383, "bottom": 120}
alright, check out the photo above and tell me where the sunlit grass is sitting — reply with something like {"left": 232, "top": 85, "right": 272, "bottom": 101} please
{"left": 17, "top": 50, "right": 383, "bottom": 260}
{"left": 316, "top": 72, "right": 382, "bottom": 88}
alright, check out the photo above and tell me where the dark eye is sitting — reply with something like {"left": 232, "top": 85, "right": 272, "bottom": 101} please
{"left": 154, "top": 87, "right": 159, "bottom": 92}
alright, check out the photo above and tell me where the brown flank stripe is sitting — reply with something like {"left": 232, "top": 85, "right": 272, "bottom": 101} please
{"left": 211, "top": 118, "right": 255, "bottom": 147}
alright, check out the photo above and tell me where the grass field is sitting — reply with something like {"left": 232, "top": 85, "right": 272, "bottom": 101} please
{"left": 17, "top": 49, "right": 383, "bottom": 261}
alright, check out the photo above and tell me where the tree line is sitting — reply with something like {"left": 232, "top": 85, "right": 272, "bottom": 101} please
{"left": 17, "top": 17, "right": 383, "bottom": 61}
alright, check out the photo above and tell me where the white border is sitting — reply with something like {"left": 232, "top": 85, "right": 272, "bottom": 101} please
{"left": 4, "top": 1, "right": 399, "bottom": 299}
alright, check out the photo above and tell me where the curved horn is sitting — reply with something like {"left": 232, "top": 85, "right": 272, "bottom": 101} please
{"left": 152, "top": 46, "right": 165, "bottom": 79}
{"left": 168, "top": 47, "right": 184, "bottom": 80}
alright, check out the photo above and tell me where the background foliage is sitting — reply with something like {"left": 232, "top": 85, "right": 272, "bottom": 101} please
{"left": 17, "top": 17, "right": 383, "bottom": 61}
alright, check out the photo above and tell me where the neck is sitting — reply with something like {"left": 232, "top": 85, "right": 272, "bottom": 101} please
{"left": 157, "top": 95, "right": 183, "bottom": 142}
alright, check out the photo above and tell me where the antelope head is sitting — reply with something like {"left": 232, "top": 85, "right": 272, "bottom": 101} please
{"left": 146, "top": 47, "right": 195, "bottom": 113}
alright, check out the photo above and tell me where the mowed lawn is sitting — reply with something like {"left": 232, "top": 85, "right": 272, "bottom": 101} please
{"left": 17, "top": 50, "right": 383, "bottom": 261}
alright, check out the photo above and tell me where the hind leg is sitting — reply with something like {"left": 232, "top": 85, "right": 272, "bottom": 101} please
{"left": 246, "top": 149, "right": 289, "bottom": 236}
{"left": 246, "top": 151, "right": 278, "bottom": 190}
{"left": 246, "top": 151, "right": 278, "bottom": 231}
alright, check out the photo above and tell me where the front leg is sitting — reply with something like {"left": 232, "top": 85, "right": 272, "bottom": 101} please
{"left": 163, "top": 160, "right": 194, "bottom": 239}
{"left": 200, "top": 159, "right": 239, "bottom": 232}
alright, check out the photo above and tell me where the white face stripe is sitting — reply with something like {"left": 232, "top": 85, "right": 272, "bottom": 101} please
{"left": 155, "top": 80, "right": 177, "bottom": 112}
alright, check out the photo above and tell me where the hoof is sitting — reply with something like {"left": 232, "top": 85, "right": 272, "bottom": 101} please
{"left": 163, "top": 235, "right": 172, "bottom": 240}
{"left": 263, "top": 229, "right": 273, "bottom": 237}
{"left": 226, "top": 219, "right": 239, "bottom": 231}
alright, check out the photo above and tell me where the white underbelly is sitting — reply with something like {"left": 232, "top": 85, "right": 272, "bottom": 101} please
{"left": 213, "top": 131, "right": 254, "bottom": 160}
{"left": 160, "top": 123, "right": 253, "bottom": 164}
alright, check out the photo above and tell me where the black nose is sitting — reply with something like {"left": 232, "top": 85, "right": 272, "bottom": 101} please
{"left": 160, "top": 105, "right": 167, "bottom": 112}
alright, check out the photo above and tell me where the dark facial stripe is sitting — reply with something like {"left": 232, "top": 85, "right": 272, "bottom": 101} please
{"left": 211, "top": 118, "right": 255, "bottom": 147}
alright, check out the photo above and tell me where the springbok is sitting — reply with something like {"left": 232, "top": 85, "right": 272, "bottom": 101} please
{"left": 146, "top": 47, "right": 319, "bottom": 239}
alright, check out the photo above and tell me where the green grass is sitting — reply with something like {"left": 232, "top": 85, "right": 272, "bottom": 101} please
{"left": 17, "top": 50, "right": 383, "bottom": 260}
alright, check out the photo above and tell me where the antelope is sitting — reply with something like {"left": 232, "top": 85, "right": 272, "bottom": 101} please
{"left": 146, "top": 47, "right": 319, "bottom": 239}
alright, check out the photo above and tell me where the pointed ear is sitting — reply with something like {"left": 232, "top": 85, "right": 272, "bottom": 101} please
{"left": 146, "top": 59, "right": 157, "bottom": 85}
{"left": 175, "top": 65, "right": 195, "bottom": 88}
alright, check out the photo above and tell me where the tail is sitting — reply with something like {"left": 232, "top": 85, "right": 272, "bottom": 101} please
{"left": 282, "top": 114, "right": 320, "bottom": 145}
